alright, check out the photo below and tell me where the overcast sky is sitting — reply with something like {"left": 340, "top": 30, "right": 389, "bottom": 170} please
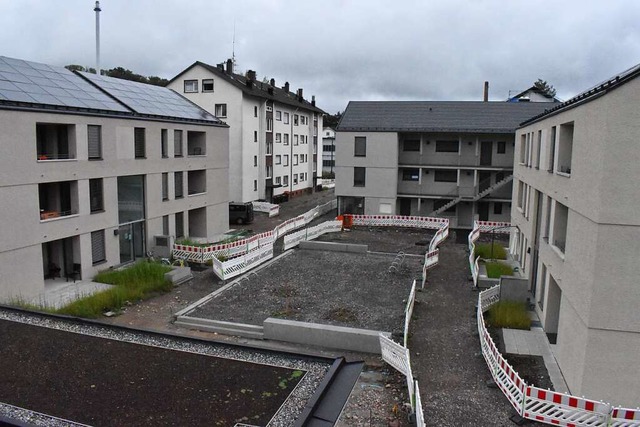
{"left": 1, "top": 0, "right": 639, "bottom": 114}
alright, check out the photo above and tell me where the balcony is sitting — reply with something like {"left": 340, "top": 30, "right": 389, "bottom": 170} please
{"left": 187, "top": 131, "right": 206, "bottom": 156}
{"left": 36, "top": 123, "right": 76, "bottom": 161}
{"left": 187, "top": 170, "right": 206, "bottom": 196}
{"left": 39, "top": 181, "right": 78, "bottom": 220}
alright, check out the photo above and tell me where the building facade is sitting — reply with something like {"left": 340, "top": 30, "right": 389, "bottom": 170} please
{"left": 168, "top": 61, "right": 324, "bottom": 203}
{"left": 510, "top": 64, "right": 640, "bottom": 406}
{"left": 0, "top": 56, "right": 229, "bottom": 302}
{"left": 322, "top": 127, "right": 335, "bottom": 176}
{"left": 335, "top": 101, "right": 553, "bottom": 228}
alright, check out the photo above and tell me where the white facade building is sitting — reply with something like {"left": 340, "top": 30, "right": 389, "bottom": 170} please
{"left": 511, "top": 63, "right": 640, "bottom": 406}
{"left": 168, "top": 61, "right": 324, "bottom": 203}
{"left": 322, "top": 127, "right": 335, "bottom": 175}
{"left": 0, "top": 56, "right": 229, "bottom": 302}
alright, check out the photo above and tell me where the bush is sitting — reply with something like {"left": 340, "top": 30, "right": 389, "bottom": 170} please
{"left": 474, "top": 242, "right": 507, "bottom": 260}
{"left": 487, "top": 300, "right": 531, "bottom": 330}
{"left": 485, "top": 261, "right": 514, "bottom": 278}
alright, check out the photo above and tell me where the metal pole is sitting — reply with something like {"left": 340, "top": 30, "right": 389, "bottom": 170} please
{"left": 94, "top": 1, "right": 101, "bottom": 75}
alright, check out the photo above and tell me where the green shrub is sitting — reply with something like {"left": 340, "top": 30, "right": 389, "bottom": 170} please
{"left": 485, "top": 261, "right": 514, "bottom": 278}
{"left": 176, "top": 237, "right": 205, "bottom": 247}
{"left": 487, "top": 300, "right": 531, "bottom": 330}
{"left": 474, "top": 242, "right": 507, "bottom": 260}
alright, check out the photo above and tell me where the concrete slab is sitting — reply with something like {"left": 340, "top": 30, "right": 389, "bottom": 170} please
{"left": 31, "top": 278, "right": 113, "bottom": 309}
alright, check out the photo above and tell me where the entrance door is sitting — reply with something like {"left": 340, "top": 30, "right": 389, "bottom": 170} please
{"left": 119, "top": 222, "right": 145, "bottom": 264}
{"left": 480, "top": 141, "right": 493, "bottom": 166}
{"left": 478, "top": 202, "right": 489, "bottom": 221}
{"left": 399, "top": 198, "right": 412, "bottom": 216}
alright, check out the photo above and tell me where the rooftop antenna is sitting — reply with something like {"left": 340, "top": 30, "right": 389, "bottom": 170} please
{"left": 232, "top": 18, "right": 237, "bottom": 70}
{"left": 94, "top": 1, "right": 101, "bottom": 75}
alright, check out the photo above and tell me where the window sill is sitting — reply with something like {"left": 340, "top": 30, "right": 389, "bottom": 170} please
{"left": 40, "top": 213, "right": 79, "bottom": 222}
{"left": 37, "top": 158, "right": 77, "bottom": 163}
{"left": 135, "top": 157, "right": 147, "bottom": 160}
{"left": 162, "top": 198, "right": 169, "bottom": 202}
{"left": 550, "top": 243, "right": 566, "bottom": 261}
{"left": 89, "top": 157, "right": 103, "bottom": 161}
{"left": 90, "top": 209, "right": 105, "bottom": 215}
{"left": 175, "top": 196, "right": 184, "bottom": 200}
{"left": 353, "top": 184, "right": 365, "bottom": 188}
{"left": 188, "top": 192, "right": 207, "bottom": 197}
{"left": 556, "top": 171, "right": 571, "bottom": 178}
{"left": 92, "top": 259, "right": 107, "bottom": 267}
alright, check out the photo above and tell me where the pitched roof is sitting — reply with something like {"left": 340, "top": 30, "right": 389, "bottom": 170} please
{"left": 169, "top": 61, "right": 326, "bottom": 114}
{"left": 0, "top": 56, "right": 225, "bottom": 126}
{"left": 520, "top": 62, "right": 640, "bottom": 126}
{"left": 508, "top": 86, "right": 560, "bottom": 102}
{"left": 337, "top": 101, "right": 556, "bottom": 134}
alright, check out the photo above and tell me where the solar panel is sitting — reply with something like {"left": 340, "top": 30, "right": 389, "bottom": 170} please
{"left": 79, "top": 71, "right": 221, "bottom": 123}
{"left": 0, "top": 56, "right": 130, "bottom": 113}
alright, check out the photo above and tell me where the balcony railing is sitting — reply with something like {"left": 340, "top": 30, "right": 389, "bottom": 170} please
{"left": 37, "top": 153, "right": 75, "bottom": 161}
{"left": 40, "top": 209, "right": 77, "bottom": 220}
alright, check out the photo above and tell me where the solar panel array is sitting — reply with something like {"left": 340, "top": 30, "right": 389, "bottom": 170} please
{"left": 0, "top": 56, "right": 129, "bottom": 112}
{"left": 80, "top": 72, "right": 222, "bottom": 122}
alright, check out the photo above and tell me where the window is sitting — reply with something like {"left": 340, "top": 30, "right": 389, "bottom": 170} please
{"left": 520, "top": 134, "right": 526, "bottom": 164}
{"left": 435, "top": 140, "right": 459, "bottom": 153}
{"left": 275, "top": 133, "right": 282, "bottom": 143}
{"left": 275, "top": 155, "right": 281, "bottom": 165}
{"left": 174, "top": 172, "right": 183, "bottom": 198}
{"left": 202, "top": 79, "right": 214, "bottom": 92}
{"left": 253, "top": 180, "right": 257, "bottom": 191}
{"left": 494, "top": 202, "right": 503, "bottom": 215}
{"left": 89, "top": 178, "right": 103, "bottom": 213}
{"left": 548, "top": 126, "right": 556, "bottom": 172}
{"left": 88, "top": 125, "right": 102, "bottom": 160}
{"left": 403, "top": 139, "right": 420, "bottom": 152}
{"left": 267, "top": 119, "right": 273, "bottom": 132}
{"left": 175, "top": 212, "right": 184, "bottom": 238}
{"left": 254, "top": 131, "right": 258, "bottom": 142}
{"left": 184, "top": 80, "right": 198, "bottom": 93}
{"left": 283, "top": 112, "right": 290, "bottom": 124}
{"left": 162, "top": 215, "right": 169, "bottom": 235}
{"left": 535, "top": 131, "right": 542, "bottom": 169}
{"left": 275, "top": 176, "right": 281, "bottom": 185}
{"left": 354, "top": 136, "right": 366, "bottom": 157}
{"left": 174, "top": 130, "right": 183, "bottom": 157}
{"left": 161, "top": 129, "right": 168, "bottom": 158}
{"left": 276, "top": 111, "right": 282, "bottom": 121}
{"left": 215, "top": 103, "right": 227, "bottom": 118}
{"left": 552, "top": 201, "right": 569, "bottom": 253}
{"left": 254, "top": 156, "right": 258, "bottom": 167}
{"left": 91, "top": 230, "right": 106, "bottom": 264}
{"left": 283, "top": 155, "right": 289, "bottom": 166}
{"left": 402, "top": 168, "right": 419, "bottom": 181}
{"left": 557, "top": 122, "right": 573, "bottom": 175}
{"left": 434, "top": 170, "right": 457, "bottom": 182}
{"left": 283, "top": 175, "right": 289, "bottom": 186}
{"left": 283, "top": 134, "right": 289, "bottom": 145}
{"left": 294, "top": 114, "right": 299, "bottom": 126}
{"left": 134, "top": 127, "right": 145, "bottom": 158}
{"left": 354, "top": 167, "right": 366, "bottom": 187}
{"left": 294, "top": 154, "right": 298, "bottom": 165}
{"left": 254, "top": 106, "right": 258, "bottom": 117}
{"left": 294, "top": 135, "right": 299, "bottom": 145}
{"left": 162, "top": 173, "right": 169, "bottom": 201}
{"left": 497, "top": 141, "right": 506, "bottom": 154}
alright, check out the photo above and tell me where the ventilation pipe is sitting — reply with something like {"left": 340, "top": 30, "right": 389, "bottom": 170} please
{"left": 483, "top": 81, "right": 489, "bottom": 102}
{"left": 94, "top": 1, "right": 101, "bottom": 75}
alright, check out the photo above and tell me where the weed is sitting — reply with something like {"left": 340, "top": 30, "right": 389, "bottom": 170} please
{"left": 324, "top": 307, "right": 357, "bottom": 322}
{"left": 485, "top": 261, "right": 514, "bottom": 278}
{"left": 474, "top": 242, "right": 507, "bottom": 260}
{"left": 487, "top": 300, "right": 531, "bottom": 330}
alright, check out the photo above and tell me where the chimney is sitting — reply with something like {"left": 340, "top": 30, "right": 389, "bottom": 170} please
{"left": 270, "top": 78, "right": 275, "bottom": 87}
{"left": 283, "top": 82, "right": 290, "bottom": 93}
{"left": 483, "top": 81, "right": 489, "bottom": 102}
{"left": 311, "top": 95, "right": 316, "bottom": 107}
{"left": 217, "top": 63, "right": 224, "bottom": 71}
{"left": 226, "top": 59, "right": 233, "bottom": 75}
{"left": 297, "top": 88, "right": 303, "bottom": 101}
{"left": 247, "top": 70, "right": 256, "bottom": 81}
{"left": 94, "top": 1, "right": 101, "bottom": 75}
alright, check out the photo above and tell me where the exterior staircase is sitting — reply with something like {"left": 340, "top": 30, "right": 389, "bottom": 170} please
{"left": 428, "top": 174, "right": 513, "bottom": 216}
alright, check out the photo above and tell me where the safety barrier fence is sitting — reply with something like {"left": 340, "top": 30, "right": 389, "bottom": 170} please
{"left": 210, "top": 243, "right": 274, "bottom": 281}
{"left": 468, "top": 220, "right": 512, "bottom": 288}
{"left": 282, "top": 220, "right": 342, "bottom": 251}
{"left": 252, "top": 201, "right": 280, "bottom": 217}
{"left": 404, "top": 280, "right": 417, "bottom": 348}
{"left": 477, "top": 285, "right": 640, "bottom": 426}
{"left": 173, "top": 199, "right": 337, "bottom": 266}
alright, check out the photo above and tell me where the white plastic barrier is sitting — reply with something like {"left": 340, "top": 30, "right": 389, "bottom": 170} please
{"left": 404, "top": 280, "right": 417, "bottom": 348}
{"left": 380, "top": 334, "right": 415, "bottom": 406}
{"left": 253, "top": 201, "right": 280, "bottom": 217}
{"left": 212, "top": 244, "right": 274, "bottom": 280}
{"left": 282, "top": 220, "right": 342, "bottom": 251}
{"left": 468, "top": 220, "right": 513, "bottom": 288}
{"left": 415, "top": 381, "right": 425, "bottom": 427}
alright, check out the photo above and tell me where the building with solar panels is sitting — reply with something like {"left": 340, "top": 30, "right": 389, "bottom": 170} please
{"left": 0, "top": 56, "right": 229, "bottom": 301}
{"left": 168, "top": 60, "right": 324, "bottom": 203}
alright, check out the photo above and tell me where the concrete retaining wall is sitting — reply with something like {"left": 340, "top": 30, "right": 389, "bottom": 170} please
{"left": 165, "top": 267, "right": 193, "bottom": 285}
{"left": 299, "top": 241, "right": 368, "bottom": 253}
{"left": 263, "top": 317, "right": 388, "bottom": 353}
{"left": 500, "top": 276, "right": 530, "bottom": 303}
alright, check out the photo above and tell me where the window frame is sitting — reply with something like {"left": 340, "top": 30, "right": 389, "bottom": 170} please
{"left": 87, "top": 125, "right": 102, "bottom": 160}
{"left": 434, "top": 169, "right": 457, "bottom": 183}
{"left": 184, "top": 80, "right": 198, "bottom": 93}
{"left": 91, "top": 230, "right": 106, "bottom": 265}
{"left": 353, "top": 167, "right": 366, "bottom": 187}
{"left": 435, "top": 140, "right": 459, "bottom": 153}
{"left": 215, "top": 103, "right": 227, "bottom": 118}
{"left": 134, "top": 127, "right": 146, "bottom": 159}
{"left": 89, "top": 178, "right": 104, "bottom": 213}
{"left": 276, "top": 111, "right": 282, "bottom": 121}
{"left": 497, "top": 141, "right": 506, "bottom": 154}
{"left": 403, "top": 139, "right": 420, "bottom": 152}
{"left": 202, "top": 79, "right": 214, "bottom": 92}
{"left": 354, "top": 136, "right": 366, "bottom": 157}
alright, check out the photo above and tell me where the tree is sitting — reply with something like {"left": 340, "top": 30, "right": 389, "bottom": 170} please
{"left": 533, "top": 79, "right": 557, "bottom": 98}
{"left": 323, "top": 111, "right": 343, "bottom": 129}
{"left": 64, "top": 64, "right": 169, "bottom": 87}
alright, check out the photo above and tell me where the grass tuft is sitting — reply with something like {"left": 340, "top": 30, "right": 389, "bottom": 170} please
{"left": 485, "top": 261, "right": 514, "bottom": 278}
{"left": 487, "top": 300, "right": 531, "bottom": 330}
{"left": 474, "top": 242, "right": 507, "bottom": 260}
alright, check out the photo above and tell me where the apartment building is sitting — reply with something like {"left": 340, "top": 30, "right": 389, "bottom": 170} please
{"left": 335, "top": 101, "right": 553, "bottom": 228}
{"left": 321, "top": 127, "right": 336, "bottom": 176}
{"left": 168, "top": 60, "right": 324, "bottom": 203}
{"left": 0, "top": 56, "right": 229, "bottom": 302}
{"left": 510, "top": 63, "right": 640, "bottom": 406}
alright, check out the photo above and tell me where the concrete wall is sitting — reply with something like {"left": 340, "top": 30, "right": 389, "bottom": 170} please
{"left": 0, "top": 109, "right": 229, "bottom": 301}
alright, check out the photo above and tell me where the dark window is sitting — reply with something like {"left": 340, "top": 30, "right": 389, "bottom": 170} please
{"left": 184, "top": 80, "right": 198, "bottom": 93}
{"left": 494, "top": 202, "right": 503, "bottom": 215}
{"left": 174, "top": 130, "right": 183, "bottom": 157}
{"left": 162, "top": 173, "right": 168, "bottom": 201}
{"left": 89, "top": 178, "right": 104, "bottom": 213}
{"left": 254, "top": 131, "right": 258, "bottom": 142}
{"left": 134, "top": 128, "right": 145, "bottom": 158}
{"left": 202, "top": 79, "right": 214, "bottom": 92}
{"left": 174, "top": 172, "right": 183, "bottom": 198}
{"left": 162, "top": 215, "right": 169, "bottom": 235}
{"left": 402, "top": 168, "right": 420, "bottom": 181}
{"left": 497, "top": 141, "right": 506, "bottom": 154}
{"left": 435, "top": 140, "right": 459, "bottom": 153}
{"left": 403, "top": 139, "right": 420, "bottom": 151}
{"left": 215, "top": 104, "right": 227, "bottom": 117}
{"left": 354, "top": 167, "right": 366, "bottom": 187}
{"left": 161, "top": 129, "right": 168, "bottom": 158}
{"left": 87, "top": 125, "right": 102, "bottom": 160}
{"left": 175, "top": 212, "right": 184, "bottom": 238}
{"left": 91, "top": 230, "right": 106, "bottom": 264}
{"left": 434, "top": 170, "right": 457, "bottom": 182}
{"left": 354, "top": 136, "right": 366, "bottom": 157}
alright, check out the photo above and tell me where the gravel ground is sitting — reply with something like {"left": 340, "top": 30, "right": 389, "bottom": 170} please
{"left": 317, "top": 227, "right": 434, "bottom": 256}
{"left": 189, "top": 248, "right": 421, "bottom": 333}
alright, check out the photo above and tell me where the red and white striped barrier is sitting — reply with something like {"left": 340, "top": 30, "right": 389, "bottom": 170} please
{"left": 468, "top": 220, "right": 514, "bottom": 288}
